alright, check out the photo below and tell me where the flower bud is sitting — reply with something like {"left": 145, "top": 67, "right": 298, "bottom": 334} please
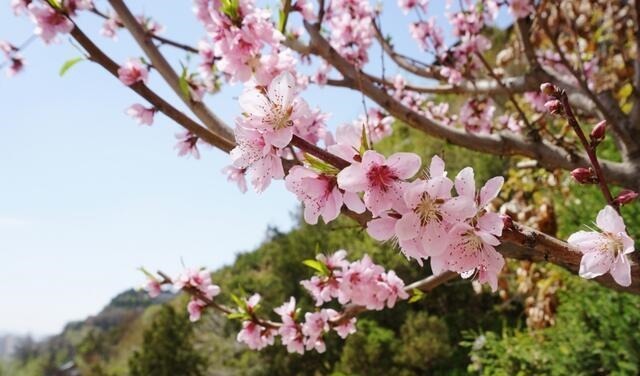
{"left": 613, "top": 189, "right": 639, "bottom": 206}
{"left": 571, "top": 167, "right": 597, "bottom": 184}
{"left": 540, "top": 82, "right": 557, "bottom": 96}
{"left": 544, "top": 99, "right": 563, "bottom": 115}
{"left": 590, "top": 120, "right": 606, "bottom": 142}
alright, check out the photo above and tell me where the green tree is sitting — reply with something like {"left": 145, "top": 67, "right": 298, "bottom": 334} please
{"left": 128, "top": 305, "right": 207, "bottom": 376}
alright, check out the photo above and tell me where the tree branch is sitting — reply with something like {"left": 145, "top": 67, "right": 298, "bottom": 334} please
{"left": 372, "top": 21, "right": 439, "bottom": 79}
{"left": 68, "top": 24, "right": 235, "bottom": 153}
{"left": 90, "top": 8, "right": 199, "bottom": 54}
{"left": 303, "top": 22, "right": 637, "bottom": 190}
{"left": 107, "top": 0, "right": 234, "bottom": 141}
{"left": 541, "top": 18, "right": 639, "bottom": 161}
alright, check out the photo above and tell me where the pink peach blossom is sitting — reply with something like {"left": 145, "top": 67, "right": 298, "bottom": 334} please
{"left": 28, "top": 4, "right": 74, "bottom": 44}
{"left": 222, "top": 166, "right": 248, "bottom": 193}
{"left": 393, "top": 156, "right": 454, "bottom": 264}
{"left": 568, "top": 206, "right": 635, "bottom": 286}
{"left": 237, "top": 321, "right": 275, "bottom": 350}
{"left": 144, "top": 278, "right": 162, "bottom": 298}
{"left": 230, "top": 124, "right": 284, "bottom": 192}
{"left": 285, "top": 165, "right": 364, "bottom": 225}
{"left": 337, "top": 150, "right": 421, "bottom": 216}
{"left": 174, "top": 131, "right": 202, "bottom": 159}
{"left": 117, "top": 58, "right": 148, "bottom": 86}
{"left": 274, "top": 297, "right": 305, "bottom": 354}
{"left": 239, "top": 72, "right": 303, "bottom": 148}
{"left": 125, "top": 104, "right": 155, "bottom": 126}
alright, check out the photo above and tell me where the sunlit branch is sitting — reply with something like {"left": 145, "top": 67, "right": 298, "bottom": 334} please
{"left": 67, "top": 23, "right": 235, "bottom": 152}
{"left": 108, "top": 0, "right": 235, "bottom": 141}
{"left": 302, "top": 21, "right": 636, "bottom": 190}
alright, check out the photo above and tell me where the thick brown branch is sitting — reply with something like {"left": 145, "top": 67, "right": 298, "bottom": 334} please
{"left": 291, "top": 135, "right": 350, "bottom": 169}
{"left": 500, "top": 225, "right": 640, "bottom": 294}
{"left": 303, "top": 22, "right": 637, "bottom": 190}
{"left": 363, "top": 71, "right": 543, "bottom": 95}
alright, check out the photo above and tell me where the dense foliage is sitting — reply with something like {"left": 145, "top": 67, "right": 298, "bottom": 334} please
{"left": 128, "top": 305, "right": 207, "bottom": 376}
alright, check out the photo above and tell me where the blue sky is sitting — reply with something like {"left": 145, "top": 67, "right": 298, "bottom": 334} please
{"left": 0, "top": 0, "right": 510, "bottom": 335}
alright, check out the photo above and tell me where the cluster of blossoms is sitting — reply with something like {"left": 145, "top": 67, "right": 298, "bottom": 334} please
{"left": 192, "top": 0, "right": 285, "bottom": 83}
{"left": 346, "top": 154, "right": 506, "bottom": 290}
{"left": 220, "top": 70, "right": 506, "bottom": 290}
{"left": 228, "top": 72, "right": 330, "bottom": 192}
{"left": 236, "top": 250, "right": 406, "bottom": 353}
{"left": 324, "top": 0, "right": 375, "bottom": 66}
{"left": 143, "top": 250, "right": 406, "bottom": 354}
{"left": 396, "top": 0, "right": 534, "bottom": 136}
{"left": 301, "top": 250, "right": 408, "bottom": 309}
{"left": 175, "top": 268, "right": 222, "bottom": 321}
{"left": 459, "top": 97, "right": 496, "bottom": 134}
{"left": 144, "top": 267, "right": 221, "bottom": 322}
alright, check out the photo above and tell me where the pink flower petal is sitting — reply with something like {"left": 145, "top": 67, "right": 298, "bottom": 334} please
{"left": 596, "top": 205, "right": 626, "bottom": 234}
{"left": 395, "top": 212, "right": 421, "bottom": 241}
{"left": 610, "top": 254, "right": 632, "bottom": 287}
{"left": 268, "top": 71, "right": 295, "bottom": 109}
{"left": 429, "top": 155, "right": 446, "bottom": 178}
{"left": 343, "top": 191, "right": 365, "bottom": 213}
{"left": 239, "top": 89, "right": 270, "bottom": 117}
{"left": 477, "top": 212, "right": 504, "bottom": 237}
{"left": 579, "top": 251, "right": 614, "bottom": 279}
{"left": 479, "top": 176, "right": 504, "bottom": 207}
{"left": 387, "top": 152, "right": 422, "bottom": 179}
{"left": 454, "top": 167, "right": 475, "bottom": 199}
{"left": 366, "top": 216, "right": 397, "bottom": 241}
{"left": 337, "top": 164, "right": 367, "bottom": 192}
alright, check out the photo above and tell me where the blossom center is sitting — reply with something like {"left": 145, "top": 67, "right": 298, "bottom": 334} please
{"left": 265, "top": 102, "right": 293, "bottom": 130}
{"left": 603, "top": 233, "right": 625, "bottom": 256}
{"left": 414, "top": 194, "right": 443, "bottom": 225}
{"left": 366, "top": 164, "right": 397, "bottom": 191}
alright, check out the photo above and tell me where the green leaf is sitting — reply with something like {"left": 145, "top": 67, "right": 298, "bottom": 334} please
{"left": 59, "top": 57, "right": 84, "bottom": 77}
{"left": 46, "top": 0, "right": 62, "bottom": 9}
{"left": 230, "top": 293, "right": 246, "bottom": 310}
{"left": 179, "top": 66, "right": 191, "bottom": 100}
{"left": 278, "top": 9, "right": 286, "bottom": 32}
{"left": 408, "top": 288, "right": 425, "bottom": 304}
{"left": 226, "top": 312, "right": 249, "bottom": 320}
{"left": 304, "top": 153, "right": 339, "bottom": 175}
{"left": 302, "top": 259, "right": 330, "bottom": 276}
{"left": 138, "top": 267, "right": 156, "bottom": 280}
{"left": 220, "top": 0, "right": 239, "bottom": 21}
{"left": 278, "top": 0, "right": 292, "bottom": 33}
{"left": 359, "top": 124, "right": 369, "bottom": 155}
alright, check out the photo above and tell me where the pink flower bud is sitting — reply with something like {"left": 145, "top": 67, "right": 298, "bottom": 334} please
{"left": 613, "top": 189, "right": 639, "bottom": 206}
{"left": 590, "top": 120, "right": 606, "bottom": 142}
{"left": 571, "top": 167, "right": 597, "bottom": 184}
{"left": 544, "top": 99, "right": 563, "bottom": 115}
{"left": 540, "top": 82, "right": 557, "bottom": 96}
